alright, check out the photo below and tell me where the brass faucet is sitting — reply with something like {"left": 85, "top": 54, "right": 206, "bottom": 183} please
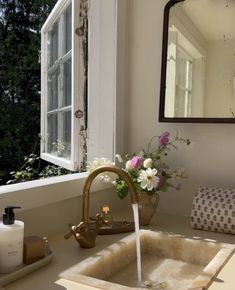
{"left": 64, "top": 165, "right": 139, "bottom": 248}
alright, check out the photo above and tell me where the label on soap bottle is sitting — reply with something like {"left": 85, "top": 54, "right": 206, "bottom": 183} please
{"left": 0, "top": 240, "right": 23, "bottom": 273}
{"left": 6, "top": 241, "right": 23, "bottom": 257}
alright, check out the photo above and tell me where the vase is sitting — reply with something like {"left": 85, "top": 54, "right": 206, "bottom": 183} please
{"left": 138, "top": 191, "right": 160, "bottom": 226}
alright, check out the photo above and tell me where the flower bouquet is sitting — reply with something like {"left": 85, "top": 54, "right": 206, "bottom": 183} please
{"left": 87, "top": 131, "right": 190, "bottom": 225}
{"left": 114, "top": 131, "right": 190, "bottom": 199}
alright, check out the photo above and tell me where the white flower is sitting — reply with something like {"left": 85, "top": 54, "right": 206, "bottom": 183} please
{"left": 86, "top": 158, "right": 117, "bottom": 183}
{"left": 115, "top": 154, "right": 123, "bottom": 163}
{"left": 137, "top": 168, "right": 160, "bottom": 191}
{"left": 125, "top": 160, "right": 133, "bottom": 171}
{"left": 143, "top": 158, "right": 153, "bottom": 168}
{"left": 87, "top": 157, "right": 114, "bottom": 172}
{"left": 138, "top": 150, "right": 145, "bottom": 158}
{"left": 112, "top": 180, "right": 117, "bottom": 186}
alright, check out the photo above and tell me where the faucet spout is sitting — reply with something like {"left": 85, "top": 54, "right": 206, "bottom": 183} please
{"left": 65, "top": 165, "right": 139, "bottom": 248}
{"left": 82, "top": 165, "right": 139, "bottom": 223}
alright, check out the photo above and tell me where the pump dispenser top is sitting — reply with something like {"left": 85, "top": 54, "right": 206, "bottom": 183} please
{"left": 3, "top": 206, "right": 21, "bottom": 225}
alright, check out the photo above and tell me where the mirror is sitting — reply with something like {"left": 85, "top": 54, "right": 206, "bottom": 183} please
{"left": 159, "top": 0, "right": 235, "bottom": 123}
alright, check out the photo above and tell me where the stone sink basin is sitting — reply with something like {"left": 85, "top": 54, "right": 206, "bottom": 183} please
{"left": 61, "top": 230, "right": 235, "bottom": 290}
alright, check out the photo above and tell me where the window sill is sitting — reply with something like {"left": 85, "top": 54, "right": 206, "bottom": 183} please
{"left": 0, "top": 173, "right": 112, "bottom": 211}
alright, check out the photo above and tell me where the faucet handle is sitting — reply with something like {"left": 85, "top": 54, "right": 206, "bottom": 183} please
{"left": 75, "top": 222, "right": 98, "bottom": 248}
{"left": 64, "top": 223, "right": 81, "bottom": 240}
{"left": 90, "top": 213, "right": 105, "bottom": 225}
{"left": 64, "top": 221, "right": 98, "bottom": 248}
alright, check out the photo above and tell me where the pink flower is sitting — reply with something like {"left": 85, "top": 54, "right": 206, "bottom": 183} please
{"left": 159, "top": 131, "right": 170, "bottom": 147}
{"left": 131, "top": 156, "right": 142, "bottom": 169}
{"left": 157, "top": 174, "right": 163, "bottom": 187}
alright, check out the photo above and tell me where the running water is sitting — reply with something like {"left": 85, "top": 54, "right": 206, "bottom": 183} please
{"left": 132, "top": 204, "right": 167, "bottom": 290}
{"left": 132, "top": 203, "right": 142, "bottom": 286}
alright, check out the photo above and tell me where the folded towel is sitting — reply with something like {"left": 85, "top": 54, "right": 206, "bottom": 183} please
{"left": 190, "top": 186, "right": 235, "bottom": 234}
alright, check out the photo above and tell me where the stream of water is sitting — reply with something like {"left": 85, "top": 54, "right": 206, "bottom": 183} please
{"left": 132, "top": 203, "right": 142, "bottom": 286}
{"left": 132, "top": 204, "right": 168, "bottom": 290}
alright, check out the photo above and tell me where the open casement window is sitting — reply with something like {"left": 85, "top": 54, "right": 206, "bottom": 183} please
{"left": 41, "top": 0, "right": 117, "bottom": 172}
{"left": 41, "top": 0, "right": 87, "bottom": 171}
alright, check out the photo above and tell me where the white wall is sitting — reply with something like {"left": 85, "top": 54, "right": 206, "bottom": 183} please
{"left": 126, "top": 0, "right": 235, "bottom": 217}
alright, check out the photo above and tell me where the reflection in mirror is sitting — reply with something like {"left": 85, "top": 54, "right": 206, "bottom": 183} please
{"left": 160, "top": 0, "right": 235, "bottom": 122}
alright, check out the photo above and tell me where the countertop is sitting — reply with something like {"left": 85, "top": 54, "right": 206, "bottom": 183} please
{"left": 3, "top": 212, "right": 235, "bottom": 290}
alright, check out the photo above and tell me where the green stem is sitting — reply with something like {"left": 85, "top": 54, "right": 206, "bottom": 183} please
{"left": 146, "top": 135, "right": 159, "bottom": 154}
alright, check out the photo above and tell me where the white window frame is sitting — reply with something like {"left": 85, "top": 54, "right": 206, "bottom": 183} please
{"left": 87, "top": 0, "right": 117, "bottom": 161}
{"left": 41, "top": 0, "right": 117, "bottom": 171}
{"left": 41, "top": 0, "right": 80, "bottom": 171}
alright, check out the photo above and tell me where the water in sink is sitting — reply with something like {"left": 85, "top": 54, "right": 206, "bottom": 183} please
{"left": 107, "top": 253, "right": 204, "bottom": 289}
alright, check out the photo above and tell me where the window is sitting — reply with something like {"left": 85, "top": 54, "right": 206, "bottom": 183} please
{"left": 41, "top": 0, "right": 117, "bottom": 172}
{"left": 166, "top": 22, "right": 205, "bottom": 118}
{"left": 0, "top": 0, "right": 118, "bottom": 190}
{"left": 41, "top": 0, "right": 83, "bottom": 171}
{"left": 175, "top": 48, "right": 193, "bottom": 117}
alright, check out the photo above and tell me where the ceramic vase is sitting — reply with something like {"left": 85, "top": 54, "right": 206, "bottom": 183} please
{"left": 138, "top": 191, "right": 160, "bottom": 226}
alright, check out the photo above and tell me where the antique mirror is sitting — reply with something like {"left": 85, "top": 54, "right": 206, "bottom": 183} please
{"left": 159, "top": 0, "right": 235, "bottom": 123}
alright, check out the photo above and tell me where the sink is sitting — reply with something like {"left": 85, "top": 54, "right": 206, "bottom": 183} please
{"left": 60, "top": 230, "right": 235, "bottom": 290}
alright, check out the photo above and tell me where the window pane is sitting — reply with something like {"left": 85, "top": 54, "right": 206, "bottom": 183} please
{"left": 47, "top": 69, "right": 59, "bottom": 111}
{"left": 63, "top": 58, "right": 71, "bottom": 106}
{"left": 65, "top": 5, "right": 72, "bottom": 54}
{"left": 63, "top": 110, "right": 71, "bottom": 158}
{"left": 47, "top": 111, "right": 71, "bottom": 159}
{"left": 47, "top": 113, "right": 58, "bottom": 154}
{"left": 54, "top": 110, "right": 71, "bottom": 159}
{"left": 177, "top": 57, "right": 187, "bottom": 89}
{"left": 48, "top": 21, "right": 58, "bottom": 68}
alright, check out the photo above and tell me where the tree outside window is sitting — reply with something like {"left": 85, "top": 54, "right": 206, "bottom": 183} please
{"left": 0, "top": 0, "right": 76, "bottom": 185}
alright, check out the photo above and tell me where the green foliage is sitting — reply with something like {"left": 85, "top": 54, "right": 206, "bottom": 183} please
{"left": 116, "top": 180, "right": 129, "bottom": 199}
{"left": 39, "top": 165, "right": 71, "bottom": 178}
{"left": 7, "top": 154, "right": 72, "bottom": 184}
{"left": 7, "top": 154, "right": 40, "bottom": 184}
{"left": 0, "top": 0, "right": 57, "bottom": 185}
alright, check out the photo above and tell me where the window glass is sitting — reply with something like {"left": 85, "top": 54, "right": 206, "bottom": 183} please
{"left": 64, "top": 110, "right": 72, "bottom": 157}
{"left": 45, "top": 3, "right": 72, "bottom": 160}
{"left": 47, "top": 113, "right": 58, "bottom": 154}
{"left": 175, "top": 49, "right": 193, "bottom": 117}
{"left": 48, "top": 69, "right": 59, "bottom": 111}
{"left": 48, "top": 21, "right": 58, "bottom": 68}
{"left": 63, "top": 58, "right": 72, "bottom": 106}
{"left": 65, "top": 5, "right": 72, "bottom": 54}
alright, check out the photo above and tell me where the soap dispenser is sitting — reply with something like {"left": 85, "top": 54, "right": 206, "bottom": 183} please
{"left": 0, "top": 206, "right": 24, "bottom": 273}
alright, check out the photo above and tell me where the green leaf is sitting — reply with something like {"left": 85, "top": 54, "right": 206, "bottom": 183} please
{"left": 159, "top": 182, "right": 168, "bottom": 192}
{"left": 135, "top": 183, "right": 142, "bottom": 192}
{"left": 116, "top": 180, "right": 129, "bottom": 199}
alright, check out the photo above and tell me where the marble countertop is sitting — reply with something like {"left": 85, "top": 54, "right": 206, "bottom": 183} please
{"left": 3, "top": 212, "right": 235, "bottom": 290}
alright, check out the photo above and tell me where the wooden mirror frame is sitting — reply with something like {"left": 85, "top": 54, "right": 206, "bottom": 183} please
{"left": 159, "top": 0, "right": 235, "bottom": 123}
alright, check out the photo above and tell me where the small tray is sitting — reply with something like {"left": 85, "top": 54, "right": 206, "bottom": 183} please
{"left": 98, "top": 221, "right": 135, "bottom": 235}
{"left": 0, "top": 250, "right": 53, "bottom": 287}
